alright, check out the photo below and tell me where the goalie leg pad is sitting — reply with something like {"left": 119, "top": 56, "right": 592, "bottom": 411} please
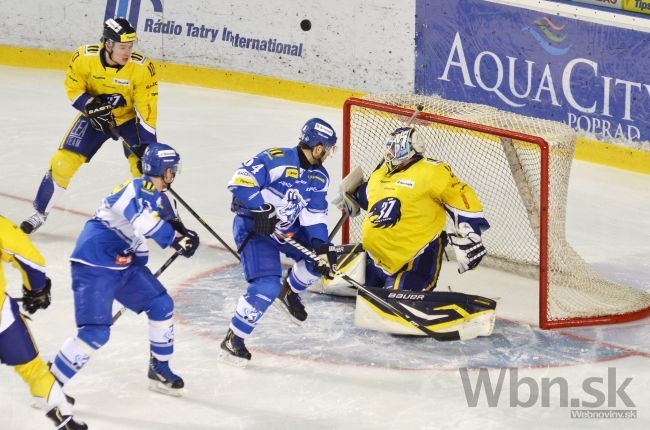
{"left": 354, "top": 286, "right": 496, "bottom": 339}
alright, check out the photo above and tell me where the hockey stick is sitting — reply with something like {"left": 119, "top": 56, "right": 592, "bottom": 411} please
{"left": 328, "top": 212, "right": 348, "bottom": 242}
{"left": 275, "top": 231, "right": 460, "bottom": 341}
{"left": 111, "top": 251, "right": 181, "bottom": 324}
{"left": 108, "top": 127, "right": 241, "bottom": 262}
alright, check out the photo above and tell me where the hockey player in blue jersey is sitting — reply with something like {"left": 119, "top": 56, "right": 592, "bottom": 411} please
{"left": 50, "top": 143, "right": 199, "bottom": 396}
{"left": 221, "top": 118, "right": 339, "bottom": 366}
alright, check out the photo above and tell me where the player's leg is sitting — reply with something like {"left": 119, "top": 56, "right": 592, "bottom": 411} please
{"left": 115, "top": 265, "right": 183, "bottom": 396}
{"left": 21, "top": 115, "right": 107, "bottom": 234}
{"left": 118, "top": 119, "right": 151, "bottom": 178}
{"left": 50, "top": 264, "right": 118, "bottom": 385}
{"left": 220, "top": 216, "right": 283, "bottom": 366}
{"left": 0, "top": 296, "right": 87, "bottom": 429}
{"left": 390, "top": 234, "right": 447, "bottom": 291}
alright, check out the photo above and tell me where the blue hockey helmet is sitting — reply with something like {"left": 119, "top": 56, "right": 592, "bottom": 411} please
{"left": 299, "top": 118, "right": 337, "bottom": 149}
{"left": 141, "top": 143, "right": 181, "bottom": 177}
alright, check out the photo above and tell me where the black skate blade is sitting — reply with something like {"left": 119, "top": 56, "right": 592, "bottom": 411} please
{"left": 148, "top": 380, "right": 184, "bottom": 397}
{"left": 218, "top": 349, "right": 250, "bottom": 368}
{"left": 273, "top": 301, "right": 304, "bottom": 327}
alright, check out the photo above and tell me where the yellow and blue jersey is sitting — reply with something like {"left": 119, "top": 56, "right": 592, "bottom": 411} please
{"left": 65, "top": 44, "right": 158, "bottom": 142}
{"left": 358, "top": 156, "right": 488, "bottom": 274}
{"left": 0, "top": 216, "right": 47, "bottom": 327}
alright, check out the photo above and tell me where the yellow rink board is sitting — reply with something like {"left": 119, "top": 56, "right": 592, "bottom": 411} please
{"left": 1, "top": 45, "right": 648, "bottom": 175}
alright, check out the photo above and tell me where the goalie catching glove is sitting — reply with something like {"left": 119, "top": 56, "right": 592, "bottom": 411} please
{"left": 172, "top": 230, "right": 200, "bottom": 258}
{"left": 22, "top": 277, "right": 52, "bottom": 314}
{"left": 332, "top": 192, "right": 361, "bottom": 218}
{"left": 448, "top": 222, "right": 487, "bottom": 274}
{"left": 85, "top": 97, "right": 116, "bottom": 134}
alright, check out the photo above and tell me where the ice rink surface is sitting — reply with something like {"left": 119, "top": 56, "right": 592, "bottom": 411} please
{"left": 0, "top": 66, "right": 649, "bottom": 429}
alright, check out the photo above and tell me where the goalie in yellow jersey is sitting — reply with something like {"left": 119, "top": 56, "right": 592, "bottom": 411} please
{"left": 331, "top": 127, "right": 496, "bottom": 339}
{"left": 21, "top": 17, "right": 159, "bottom": 234}
{"left": 0, "top": 216, "right": 87, "bottom": 429}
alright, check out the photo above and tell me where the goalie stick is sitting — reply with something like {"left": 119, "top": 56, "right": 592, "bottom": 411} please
{"left": 108, "top": 127, "right": 241, "bottom": 262}
{"left": 111, "top": 251, "right": 180, "bottom": 323}
{"left": 274, "top": 230, "right": 461, "bottom": 341}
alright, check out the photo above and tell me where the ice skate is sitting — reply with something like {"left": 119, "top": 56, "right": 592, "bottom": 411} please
{"left": 148, "top": 354, "right": 184, "bottom": 397}
{"left": 219, "top": 329, "right": 251, "bottom": 367}
{"left": 45, "top": 407, "right": 87, "bottom": 430}
{"left": 275, "top": 278, "right": 307, "bottom": 324}
{"left": 20, "top": 211, "right": 47, "bottom": 234}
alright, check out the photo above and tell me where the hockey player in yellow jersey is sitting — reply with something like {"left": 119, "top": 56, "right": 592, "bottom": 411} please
{"left": 0, "top": 216, "right": 87, "bottom": 429}
{"left": 21, "top": 17, "right": 159, "bottom": 234}
{"left": 338, "top": 127, "right": 490, "bottom": 292}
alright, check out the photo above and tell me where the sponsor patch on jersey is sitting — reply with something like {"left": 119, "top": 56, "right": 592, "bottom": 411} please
{"left": 308, "top": 174, "right": 325, "bottom": 184}
{"left": 113, "top": 78, "right": 130, "bottom": 86}
{"left": 396, "top": 179, "right": 414, "bottom": 189}
{"left": 233, "top": 176, "right": 256, "bottom": 187}
{"left": 115, "top": 255, "right": 133, "bottom": 265}
{"left": 285, "top": 168, "right": 299, "bottom": 178}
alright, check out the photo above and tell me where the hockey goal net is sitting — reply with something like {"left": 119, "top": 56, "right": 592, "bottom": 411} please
{"left": 342, "top": 94, "right": 650, "bottom": 329}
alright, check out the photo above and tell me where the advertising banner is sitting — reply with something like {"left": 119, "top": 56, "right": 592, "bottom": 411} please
{"left": 415, "top": 0, "right": 650, "bottom": 144}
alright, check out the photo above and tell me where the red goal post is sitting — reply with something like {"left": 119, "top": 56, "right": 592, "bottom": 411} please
{"left": 342, "top": 95, "right": 650, "bottom": 329}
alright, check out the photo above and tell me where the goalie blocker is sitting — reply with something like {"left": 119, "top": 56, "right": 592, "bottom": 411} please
{"left": 355, "top": 287, "right": 497, "bottom": 340}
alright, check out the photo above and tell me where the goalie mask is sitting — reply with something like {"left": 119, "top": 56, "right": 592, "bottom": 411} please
{"left": 385, "top": 127, "right": 421, "bottom": 172}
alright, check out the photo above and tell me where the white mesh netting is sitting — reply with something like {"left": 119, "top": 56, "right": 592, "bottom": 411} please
{"left": 345, "top": 94, "right": 650, "bottom": 327}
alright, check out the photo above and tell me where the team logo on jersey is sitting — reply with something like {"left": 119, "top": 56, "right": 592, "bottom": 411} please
{"left": 277, "top": 189, "right": 307, "bottom": 229}
{"left": 368, "top": 197, "right": 402, "bottom": 229}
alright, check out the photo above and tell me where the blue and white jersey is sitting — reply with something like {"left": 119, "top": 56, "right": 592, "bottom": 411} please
{"left": 70, "top": 176, "right": 176, "bottom": 269}
{"left": 228, "top": 146, "right": 330, "bottom": 244}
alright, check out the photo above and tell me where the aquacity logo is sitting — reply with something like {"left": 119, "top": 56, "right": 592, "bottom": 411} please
{"left": 104, "top": 0, "right": 163, "bottom": 29}
{"left": 522, "top": 17, "right": 572, "bottom": 56}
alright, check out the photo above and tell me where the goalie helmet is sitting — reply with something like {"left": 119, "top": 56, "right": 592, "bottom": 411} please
{"left": 103, "top": 18, "right": 137, "bottom": 43}
{"left": 141, "top": 143, "right": 181, "bottom": 177}
{"left": 299, "top": 118, "right": 337, "bottom": 149}
{"left": 385, "top": 127, "right": 421, "bottom": 170}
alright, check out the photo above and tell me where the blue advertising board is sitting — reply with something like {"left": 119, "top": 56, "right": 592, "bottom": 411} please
{"left": 415, "top": 0, "right": 650, "bottom": 143}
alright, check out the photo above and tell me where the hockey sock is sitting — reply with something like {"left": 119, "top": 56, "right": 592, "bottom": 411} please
{"left": 33, "top": 171, "right": 65, "bottom": 214}
{"left": 14, "top": 356, "right": 63, "bottom": 410}
{"left": 50, "top": 337, "right": 97, "bottom": 385}
{"left": 148, "top": 319, "right": 174, "bottom": 361}
{"left": 230, "top": 276, "right": 280, "bottom": 338}
{"left": 289, "top": 260, "right": 319, "bottom": 292}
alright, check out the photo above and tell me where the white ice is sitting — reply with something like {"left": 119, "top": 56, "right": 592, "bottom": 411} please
{"left": 0, "top": 66, "right": 649, "bottom": 429}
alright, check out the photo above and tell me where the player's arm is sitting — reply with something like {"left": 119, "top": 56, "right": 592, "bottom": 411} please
{"left": 227, "top": 153, "right": 271, "bottom": 210}
{"left": 0, "top": 217, "right": 51, "bottom": 313}
{"left": 131, "top": 56, "right": 159, "bottom": 146}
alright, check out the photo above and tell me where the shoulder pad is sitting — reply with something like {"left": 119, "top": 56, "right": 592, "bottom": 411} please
{"left": 265, "top": 148, "right": 285, "bottom": 158}
{"left": 83, "top": 44, "right": 101, "bottom": 56}
{"left": 130, "top": 52, "right": 147, "bottom": 65}
{"left": 141, "top": 180, "right": 156, "bottom": 194}
{"left": 423, "top": 157, "right": 442, "bottom": 165}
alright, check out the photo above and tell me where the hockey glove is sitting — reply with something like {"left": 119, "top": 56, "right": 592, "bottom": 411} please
{"left": 251, "top": 203, "right": 279, "bottom": 236}
{"left": 22, "top": 277, "right": 52, "bottom": 314}
{"left": 313, "top": 243, "right": 338, "bottom": 279}
{"left": 97, "top": 93, "right": 127, "bottom": 108}
{"left": 332, "top": 192, "right": 361, "bottom": 218}
{"left": 448, "top": 224, "right": 486, "bottom": 274}
{"left": 172, "top": 230, "right": 200, "bottom": 258}
{"left": 85, "top": 97, "right": 115, "bottom": 134}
